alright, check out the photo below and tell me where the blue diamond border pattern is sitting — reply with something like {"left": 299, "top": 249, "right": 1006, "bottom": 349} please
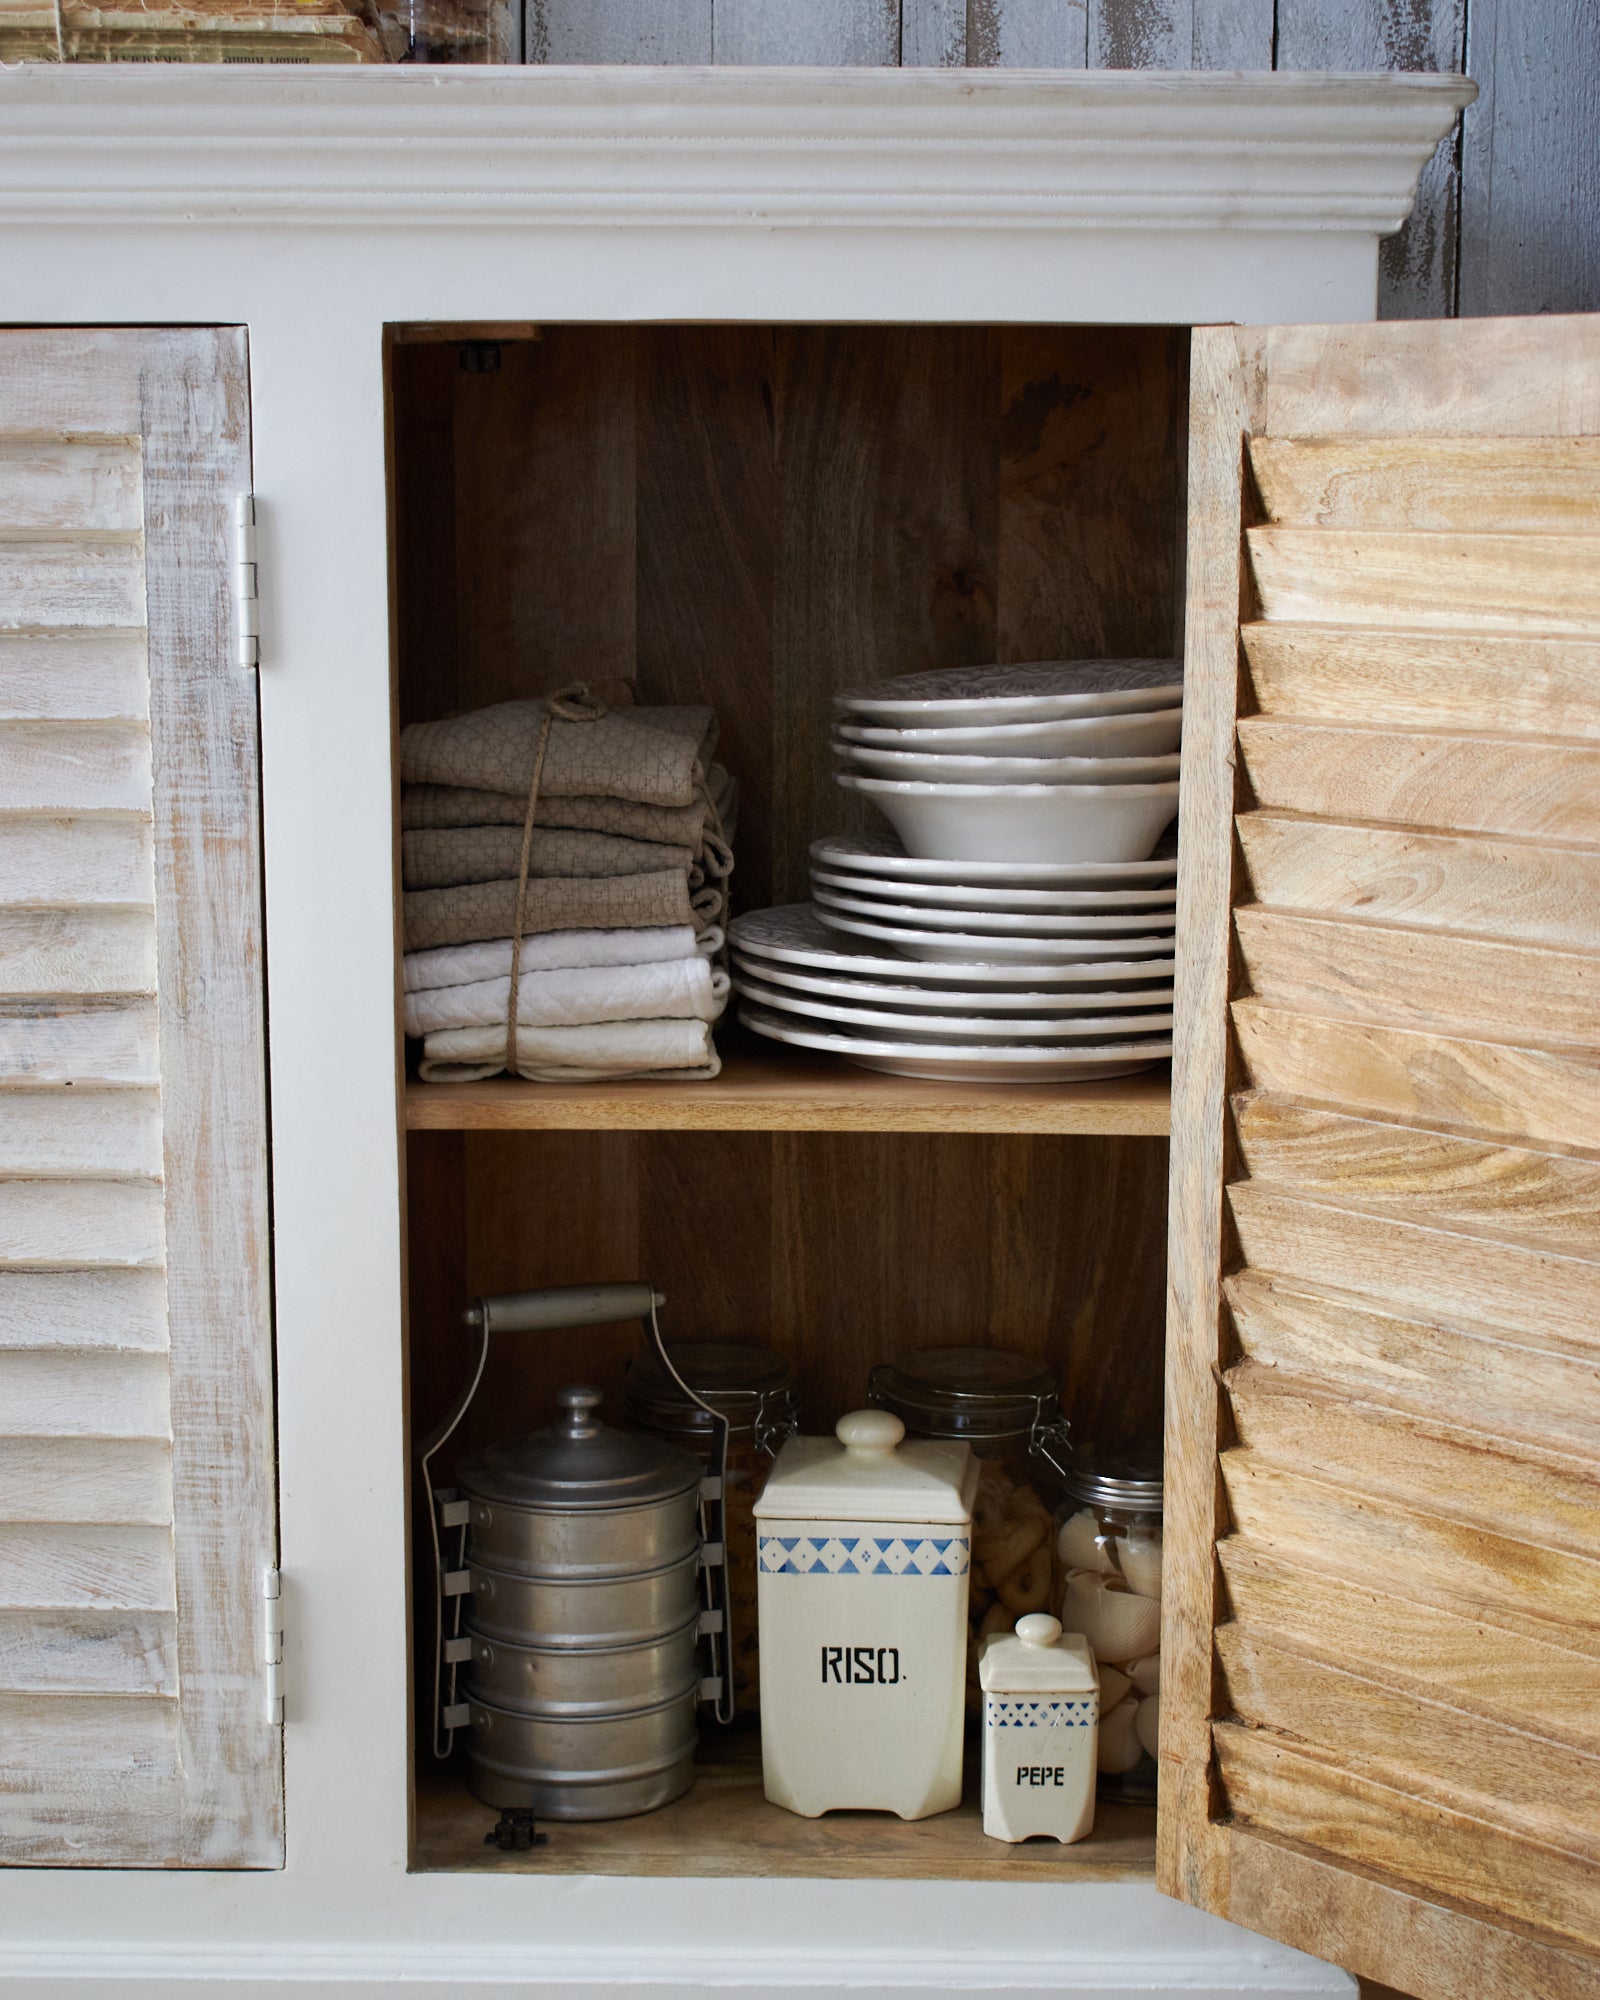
{"left": 758, "top": 1534, "right": 971, "bottom": 1578}
{"left": 987, "top": 1697, "right": 1097, "bottom": 1728}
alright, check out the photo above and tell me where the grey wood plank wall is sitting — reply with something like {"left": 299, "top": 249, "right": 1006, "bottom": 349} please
{"left": 523, "top": 0, "right": 1600, "bottom": 320}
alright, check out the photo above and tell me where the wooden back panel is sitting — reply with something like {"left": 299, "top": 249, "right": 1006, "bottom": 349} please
{"left": 1165, "top": 315, "right": 1600, "bottom": 1999}
{"left": 0, "top": 333, "right": 279, "bottom": 1865}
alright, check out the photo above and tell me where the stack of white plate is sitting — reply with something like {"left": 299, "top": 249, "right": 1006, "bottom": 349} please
{"left": 832, "top": 659, "right": 1183, "bottom": 866}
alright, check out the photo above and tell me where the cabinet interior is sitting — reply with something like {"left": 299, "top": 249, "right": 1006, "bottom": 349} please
{"left": 390, "top": 320, "right": 1187, "bottom": 1880}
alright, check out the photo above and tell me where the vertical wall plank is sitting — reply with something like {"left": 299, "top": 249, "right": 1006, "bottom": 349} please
{"left": 1460, "top": 0, "right": 1600, "bottom": 317}
{"left": 967, "top": 0, "right": 1088, "bottom": 67}
{"left": 1275, "top": 0, "right": 1468, "bottom": 319}
{"left": 901, "top": 0, "right": 965, "bottom": 66}
{"left": 1088, "top": 0, "right": 1271, "bottom": 70}
{"left": 526, "top": 0, "right": 713, "bottom": 62}
{"left": 713, "top": 0, "right": 899, "bottom": 64}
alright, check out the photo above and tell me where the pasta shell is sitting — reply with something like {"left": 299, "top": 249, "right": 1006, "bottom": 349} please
{"left": 1127, "top": 1653, "right": 1161, "bottom": 1696}
{"left": 1135, "top": 1691, "right": 1161, "bottom": 1760}
{"left": 1057, "top": 1507, "right": 1116, "bottom": 1575}
{"left": 1097, "top": 1664, "right": 1131, "bottom": 1710}
{"left": 1060, "top": 1570, "right": 1163, "bottom": 1664}
{"left": 1096, "top": 1693, "right": 1144, "bottom": 1774}
{"left": 1120, "top": 1530, "right": 1163, "bottom": 1600}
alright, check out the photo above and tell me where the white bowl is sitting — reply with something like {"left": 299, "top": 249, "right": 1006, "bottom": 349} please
{"left": 835, "top": 660, "right": 1183, "bottom": 728}
{"left": 837, "top": 772, "right": 1178, "bottom": 865}
{"left": 835, "top": 706, "right": 1182, "bottom": 759}
{"left": 834, "top": 742, "right": 1182, "bottom": 787}
{"left": 810, "top": 834, "right": 1179, "bottom": 888}
{"left": 809, "top": 866, "right": 1178, "bottom": 914}
{"left": 811, "top": 885, "right": 1175, "bottom": 938}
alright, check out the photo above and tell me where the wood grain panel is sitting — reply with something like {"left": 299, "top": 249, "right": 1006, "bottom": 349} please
{"left": 1226, "top": 1271, "right": 1600, "bottom": 1460}
{"left": 1216, "top": 1725, "right": 1600, "bottom": 1956}
{"left": 526, "top": 0, "right": 711, "bottom": 61}
{"left": 0, "top": 911, "right": 155, "bottom": 999}
{"left": 0, "top": 721, "right": 150, "bottom": 815}
{"left": 1228, "top": 1182, "right": 1600, "bottom": 1353}
{"left": 0, "top": 1692, "right": 177, "bottom": 1774}
{"left": 0, "top": 634, "right": 148, "bottom": 722}
{"left": 1238, "top": 816, "right": 1600, "bottom": 952}
{"left": 1221, "top": 1456, "right": 1600, "bottom": 1657}
{"left": 963, "top": 0, "right": 1087, "bottom": 65}
{"left": 1241, "top": 717, "right": 1600, "bottom": 844}
{"left": 1221, "top": 1545, "right": 1600, "bottom": 1763}
{"left": 1242, "top": 626, "right": 1600, "bottom": 739}
{"left": 0, "top": 1350, "right": 169, "bottom": 1440}
{"left": 0, "top": 1179, "right": 164, "bottom": 1269}
{"left": 1232, "top": 1099, "right": 1600, "bottom": 1258}
{"left": 0, "top": 1002, "right": 160, "bottom": 1088}
{"left": 1234, "top": 912, "right": 1600, "bottom": 1047}
{"left": 0, "top": 1441, "right": 171, "bottom": 1527}
{"left": 712, "top": 0, "right": 898, "bottom": 62}
{"left": 1250, "top": 435, "right": 1600, "bottom": 533}
{"left": 1233, "top": 1003, "right": 1600, "bottom": 1154}
{"left": 1088, "top": 0, "right": 1273, "bottom": 68}
{"left": 1217, "top": 1625, "right": 1600, "bottom": 1863}
{"left": 1227, "top": 1359, "right": 1600, "bottom": 1559}
{"left": 0, "top": 1524, "right": 174, "bottom": 1613}
{"left": 0, "top": 537, "right": 146, "bottom": 629}
{"left": 0, "top": 818, "right": 154, "bottom": 910}
{"left": 0, "top": 1608, "right": 176, "bottom": 1696}
{"left": 0, "top": 1268, "right": 167, "bottom": 1352}
{"left": 0, "top": 1089, "right": 162, "bottom": 1180}
{"left": 0, "top": 440, "right": 142, "bottom": 532}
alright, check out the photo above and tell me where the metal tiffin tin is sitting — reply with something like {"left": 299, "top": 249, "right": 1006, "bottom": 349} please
{"left": 753, "top": 1408, "right": 976, "bottom": 1821}
{"left": 978, "top": 1612, "right": 1099, "bottom": 1843}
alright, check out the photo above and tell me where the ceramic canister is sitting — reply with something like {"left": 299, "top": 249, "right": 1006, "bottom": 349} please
{"left": 978, "top": 1612, "right": 1099, "bottom": 1843}
{"left": 753, "top": 1408, "right": 976, "bottom": 1821}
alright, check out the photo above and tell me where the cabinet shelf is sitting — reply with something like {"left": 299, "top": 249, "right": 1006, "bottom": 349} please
{"left": 412, "top": 1731, "right": 1157, "bottom": 1883}
{"left": 404, "top": 1040, "right": 1172, "bottom": 1136}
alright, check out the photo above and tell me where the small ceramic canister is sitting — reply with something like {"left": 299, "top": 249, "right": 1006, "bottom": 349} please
{"left": 978, "top": 1613, "right": 1098, "bottom": 1843}
{"left": 754, "top": 1408, "right": 976, "bottom": 1820}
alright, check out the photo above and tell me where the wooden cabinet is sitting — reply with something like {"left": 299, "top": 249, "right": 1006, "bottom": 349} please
{"left": 0, "top": 331, "right": 280, "bottom": 1866}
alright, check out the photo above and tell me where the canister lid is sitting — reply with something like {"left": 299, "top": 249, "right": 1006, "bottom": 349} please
{"left": 979, "top": 1614, "right": 1098, "bottom": 1695}
{"left": 455, "top": 1385, "right": 702, "bottom": 1514}
{"left": 869, "top": 1346, "right": 1060, "bottom": 1441}
{"left": 1062, "top": 1447, "right": 1164, "bottom": 1515}
{"left": 752, "top": 1409, "right": 978, "bottom": 1526}
{"left": 623, "top": 1340, "right": 796, "bottom": 1437}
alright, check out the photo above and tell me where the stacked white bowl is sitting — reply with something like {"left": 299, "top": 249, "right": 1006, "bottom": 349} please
{"left": 730, "top": 661, "right": 1182, "bottom": 1084}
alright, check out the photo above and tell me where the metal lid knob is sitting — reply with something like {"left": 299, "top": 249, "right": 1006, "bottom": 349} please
{"left": 557, "top": 1385, "right": 603, "bottom": 1439}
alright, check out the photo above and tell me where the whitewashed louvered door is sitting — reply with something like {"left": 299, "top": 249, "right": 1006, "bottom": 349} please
{"left": 0, "top": 331, "right": 280, "bottom": 1865}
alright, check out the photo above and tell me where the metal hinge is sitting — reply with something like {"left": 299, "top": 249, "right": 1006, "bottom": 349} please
{"left": 236, "top": 492, "right": 260, "bottom": 669}
{"left": 263, "top": 1565, "right": 284, "bottom": 1726}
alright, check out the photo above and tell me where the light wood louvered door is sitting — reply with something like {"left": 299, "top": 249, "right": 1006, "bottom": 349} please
{"left": 1164, "top": 315, "right": 1600, "bottom": 1998}
{"left": 0, "top": 330, "right": 280, "bottom": 1865}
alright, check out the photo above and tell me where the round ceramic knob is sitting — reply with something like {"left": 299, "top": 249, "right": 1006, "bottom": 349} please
{"left": 557, "top": 1384, "right": 603, "bottom": 1437}
{"left": 1016, "top": 1613, "right": 1063, "bottom": 1648}
{"left": 836, "top": 1408, "right": 905, "bottom": 1455}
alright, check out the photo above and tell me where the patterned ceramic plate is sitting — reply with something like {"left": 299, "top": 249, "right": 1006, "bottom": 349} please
{"left": 809, "top": 866, "right": 1178, "bottom": 914}
{"left": 729, "top": 906, "right": 1177, "bottom": 986}
{"left": 738, "top": 1002, "right": 1172, "bottom": 1084}
{"left": 812, "top": 885, "right": 1177, "bottom": 938}
{"left": 814, "top": 903, "right": 1176, "bottom": 963}
{"left": 733, "top": 972, "right": 1175, "bottom": 1044}
{"left": 834, "top": 659, "right": 1184, "bottom": 727}
{"left": 731, "top": 952, "right": 1173, "bottom": 1013}
{"left": 811, "top": 833, "right": 1179, "bottom": 888}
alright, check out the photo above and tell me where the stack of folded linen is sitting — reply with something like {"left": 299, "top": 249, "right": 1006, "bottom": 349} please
{"left": 400, "top": 692, "right": 736, "bottom": 1083}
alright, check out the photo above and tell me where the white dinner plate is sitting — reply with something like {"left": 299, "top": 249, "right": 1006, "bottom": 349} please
{"left": 729, "top": 906, "right": 1176, "bottom": 987}
{"left": 810, "top": 867, "right": 1179, "bottom": 914}
{"left": 810, "top": 834, "right": 1179, "bottom": 888}
{"left": 738, "top": 1002, "right": 1172, "bottom": 1084}
{"left": 835, "top": 705, "right": 1182, "bottom": 760}
{"left": 733, "top": 973, "right": 1175, "bottom": 1044}
{"left": 835, "top": 659, "right": 1184, "bottom": 729}
{"left": 811, "top": 885, "right": 1176, "bottom": 938}
{"left": 814, "top": 904, "right": 1176, "bottom": 963}
{"left": 837, "top": 771, "right": 1179, "bottom": 866}
{"left": 731, "top": 953, "right": 1173, "bottom": 1013}
{"left": 833, "top": 741, "right": 1182, "bottom": 788}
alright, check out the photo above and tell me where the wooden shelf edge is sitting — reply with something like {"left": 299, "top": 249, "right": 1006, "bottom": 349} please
{"left": 404, "top": 1047, "right": 1172, "bottom": 1137}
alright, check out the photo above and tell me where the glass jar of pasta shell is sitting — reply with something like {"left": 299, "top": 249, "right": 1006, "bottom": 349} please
{"left": 867, "top": 1347, "right": 1070, "bottom": 1718}
{"left": 1054, "top": 1454, "right": 1163, "bottom": 1804}
{"left": 623, "top": 1340, "right": 798, "bottom": 1721}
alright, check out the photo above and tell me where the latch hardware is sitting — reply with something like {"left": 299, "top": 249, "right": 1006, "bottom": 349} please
{"left": 263, "top": 1566, "right": 284, "bottom": 1726}
{"left": 236, "top": 492, "right": 260, "bottom": 669}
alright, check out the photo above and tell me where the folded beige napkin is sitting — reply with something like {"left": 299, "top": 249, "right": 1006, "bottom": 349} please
{"left": 400, "top": 700, "right": 716, "bottom": 808}
{"left": 401, "top": 761, "right": 736, "bottom": 853}
{"left": 402, "top": 825, "right": 694, "bottom": 892}
{"left": 418, "top": 1017, "right": 720, "bottom": 1085}
{"left": 403, "top": 954, "right": 728, "bottom": 1037}
{"left": 404, "top": 871, "right": 700, "bottom": 954}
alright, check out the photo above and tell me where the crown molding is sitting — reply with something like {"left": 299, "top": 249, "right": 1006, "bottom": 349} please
{"left": 0, "top": 65, "right": 1473, "bottom": 235}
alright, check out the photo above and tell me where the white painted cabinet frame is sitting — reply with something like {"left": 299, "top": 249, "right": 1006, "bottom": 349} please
{"left": 0, "top": 329, "right": 281, "bottom": 1867}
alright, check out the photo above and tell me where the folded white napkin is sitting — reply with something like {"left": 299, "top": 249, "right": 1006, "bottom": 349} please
{"left": 404, "top": 955, "right": 729, "bottom": 1037}
{"left": 418, "top": 1018, "right": 720, "bottom": 1085}
{"left": 404, "top": 924, "right": 717, "bottom": 995}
